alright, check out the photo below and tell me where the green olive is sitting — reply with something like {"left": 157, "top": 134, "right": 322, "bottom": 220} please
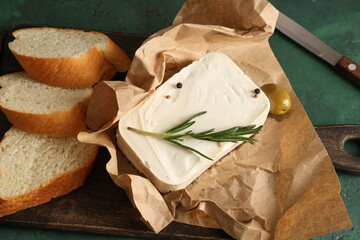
{"left": 260, "top": 83, "right": 291, "bottom": 115}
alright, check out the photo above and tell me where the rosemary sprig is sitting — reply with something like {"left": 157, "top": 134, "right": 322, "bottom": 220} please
{"left": 127, "top": 111, "right": 262, "bottom": 160}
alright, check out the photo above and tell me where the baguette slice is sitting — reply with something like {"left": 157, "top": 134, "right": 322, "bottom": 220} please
{"left": 0, "top": 72, "right": 92, "bottom": 136}
{"left": 9, "top": 27, "right": 131, "bottom": 88}
{"left": 0, "top": 127, "right": 98, "bottom": 217}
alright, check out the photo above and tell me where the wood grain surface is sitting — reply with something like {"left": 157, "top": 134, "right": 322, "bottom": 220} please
{"left": 315, "top": 125, "right": 360, "bottom": 174}
{"left": 0, "top": 25, "right": 359, "bottom": 240}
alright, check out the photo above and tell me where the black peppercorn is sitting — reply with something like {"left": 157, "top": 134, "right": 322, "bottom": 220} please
{"left": 254, "top": 88, "right": 260, "bottom": 94}
{"left": 176, "top": 82, "right": 183, "bottom": 89}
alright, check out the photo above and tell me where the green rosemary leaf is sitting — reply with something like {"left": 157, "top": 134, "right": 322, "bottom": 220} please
{"left": 166, "top": 111, "right": 207, "bottom": 134}
{"left": 192, "top": 128, "right": 215, "bottom": 136}
{"left": 167, "top": 139, "right": 213, "bottom": 161}
{"left": 127, "top": 111, "right": 263, "bottom": 161}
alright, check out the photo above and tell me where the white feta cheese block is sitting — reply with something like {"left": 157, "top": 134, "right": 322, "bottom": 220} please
{"left": 117, "top": 52, "right": 270, "bottom": 193}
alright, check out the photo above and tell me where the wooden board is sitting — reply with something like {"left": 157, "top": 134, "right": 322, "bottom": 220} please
{"left": 0, "top": 25, "right": 359, "bottom": 240}
{"left": 0, "top": 25, "right": 232, "bottom": 240}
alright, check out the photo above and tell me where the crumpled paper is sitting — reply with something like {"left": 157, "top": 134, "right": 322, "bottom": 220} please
{"left": 78, "top": 0, "right": 352, "bottom": 239}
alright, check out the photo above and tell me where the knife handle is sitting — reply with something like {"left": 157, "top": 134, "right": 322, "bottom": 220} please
{"left": 335, "top": 56, "right": 360, "bottom": 87}
{"left": 315, "top": 125, "right": 360, "bottom": 174}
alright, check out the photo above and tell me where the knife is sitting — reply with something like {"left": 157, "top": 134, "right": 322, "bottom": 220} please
{"left": 276, "top": 11, "right": 360, "bottom": 87}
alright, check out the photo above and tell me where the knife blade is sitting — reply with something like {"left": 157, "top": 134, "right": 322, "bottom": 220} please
{"left": 276, "top": 11, "right": 360, "bottom": 87}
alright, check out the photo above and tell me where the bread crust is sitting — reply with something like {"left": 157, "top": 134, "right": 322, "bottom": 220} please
{"left": 0, "top": 143, "right": 98, "bottom": 217}
{"left": 0, "top": 97, "right": 90, "bottom": 136}
{"left": 9, "top": 27, "right": 131, "bottom": 88}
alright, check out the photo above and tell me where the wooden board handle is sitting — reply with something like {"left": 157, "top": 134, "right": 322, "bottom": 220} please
{"left": 335, "top": 56, "right": 360, "bottom": 87}
{"left": 315, "top": 125, "right": 360, "bottom": 174}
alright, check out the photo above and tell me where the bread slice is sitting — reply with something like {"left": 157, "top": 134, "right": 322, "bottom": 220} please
{"left": 0, "top": 127, "right": 98, "bottom": 217}
{"left": 8, "top": 27, "right": 131, "bottom": 88}
{"left": 0, "top": 72, "right": 92, "bottom": 136}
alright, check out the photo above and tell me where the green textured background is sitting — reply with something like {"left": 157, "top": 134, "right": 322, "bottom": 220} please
{"left": 0, "top": 0, "right": 359, "bottom": 239}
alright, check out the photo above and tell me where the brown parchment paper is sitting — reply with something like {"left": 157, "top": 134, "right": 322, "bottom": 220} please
{"left": 78, "top": 0, "right": 352, "bottom": 239}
